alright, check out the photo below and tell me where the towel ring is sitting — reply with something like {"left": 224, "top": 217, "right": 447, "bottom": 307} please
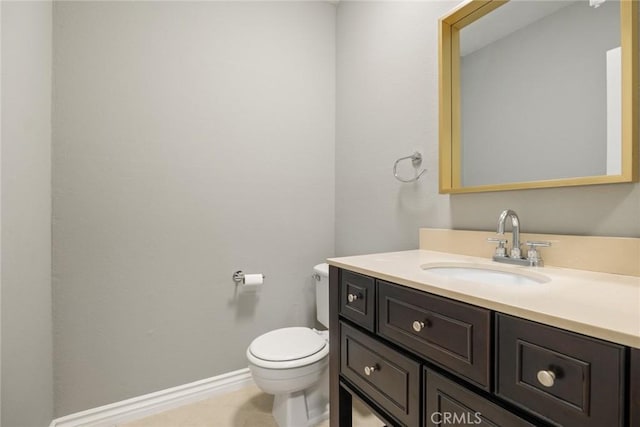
{"left": 393, "top": 152, "right": 427, "bottom": 183}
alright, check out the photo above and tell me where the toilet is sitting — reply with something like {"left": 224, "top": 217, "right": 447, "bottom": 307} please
{"left": 246, "top": 263, "right": 330, "bottom": 427}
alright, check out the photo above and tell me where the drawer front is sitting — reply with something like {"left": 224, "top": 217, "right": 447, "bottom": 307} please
{"left": 425, "top": 369, "right": 535, "bottom": 427}
{"left": 340, "top": 321, "right": 420, "bottom": 426}
{"left": 377, "top": 281, "right": 491, "bottom": 388}
{"left": 339, "top": 270, "right": 375, "bottom": 332}
{"left": 496, "top": 314, "right": 626, "bottom": 427}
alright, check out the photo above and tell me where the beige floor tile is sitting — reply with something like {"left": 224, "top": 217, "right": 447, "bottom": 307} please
{"left": 315, "top": 398, "right": 385, "bottom": 427}
{"left": 121, "top": 384, "right": 384, "bottom": 427}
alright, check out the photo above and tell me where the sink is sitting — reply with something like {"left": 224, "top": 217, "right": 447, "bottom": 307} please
{"left": 421, "top": 262, "right": 550, "bottom": 285}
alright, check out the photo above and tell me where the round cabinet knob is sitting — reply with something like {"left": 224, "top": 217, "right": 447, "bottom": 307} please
{"left": 537, "top": 370, "right": 556, "bottom": 387}
{"left": 412, "top": 321, "right": 425, "bottom": 332}
{"left": 364, "top": 365, "right": 377, "bottom": 376}
{"left": 347, "top": 293, "right": 359, "bottom": 303}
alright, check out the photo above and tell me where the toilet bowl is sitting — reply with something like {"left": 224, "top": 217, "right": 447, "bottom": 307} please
{"left": 246, "top": 264, "right": 330, "bottom": 427}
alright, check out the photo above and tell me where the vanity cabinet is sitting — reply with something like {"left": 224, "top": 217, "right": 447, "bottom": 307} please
{"left": 329, "top": 266, "right": 633, "bottom": 427}
{"left": 631, "top": 349, "right": 640, "bottom": 426}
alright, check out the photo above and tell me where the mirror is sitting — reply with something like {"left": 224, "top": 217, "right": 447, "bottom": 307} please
{"left": 439, "top": 0, "right": 638, "bottom": 193}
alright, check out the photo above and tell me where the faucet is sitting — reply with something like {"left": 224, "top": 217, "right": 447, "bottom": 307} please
{"left": 497, "top": 209, "right": 522, "bottom": 259}
{"left": 488, "top": 209, "right": 551, "bottom": 267}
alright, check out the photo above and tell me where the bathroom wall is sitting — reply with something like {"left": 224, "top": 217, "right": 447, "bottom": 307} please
{"left": 1, "top": 1, "right": 54, "bottom": 426}
{"left": 335, "top": 0, "right": 640, "bottom": 257}
{"left": 335, "top": 0, "right": 456, "bottom": 256}
{"left": 53, "top": 1, "right": 335, "bottom": 416}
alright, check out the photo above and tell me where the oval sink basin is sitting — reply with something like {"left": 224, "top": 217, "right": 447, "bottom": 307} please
{"left": 421, "top": 262, "right": 549, "bottom": 285}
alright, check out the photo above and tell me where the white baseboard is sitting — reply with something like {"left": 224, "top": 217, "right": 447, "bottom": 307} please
{"left": 49, "top": 368, "right": 254, "bottom": 427}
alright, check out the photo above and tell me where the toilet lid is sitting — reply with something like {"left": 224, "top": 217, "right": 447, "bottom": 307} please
{"left": 249, "top": 327, "right": 327, "bottom": 362}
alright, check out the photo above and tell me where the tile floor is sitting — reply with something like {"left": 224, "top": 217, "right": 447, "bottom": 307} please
{"left": 121, "top": 384, "right": 384, "bottom": 427}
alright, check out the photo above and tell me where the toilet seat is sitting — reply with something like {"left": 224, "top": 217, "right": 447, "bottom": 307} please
{"left": 247, "top": 327, "right": 329, "bottom": 370}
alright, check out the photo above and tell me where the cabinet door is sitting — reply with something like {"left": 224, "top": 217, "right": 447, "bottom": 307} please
{"left": 496, "top": 314, "right": 626, "bottom": 427}
{"left": 425, "top": 369, "right": 535, "bottom": 427}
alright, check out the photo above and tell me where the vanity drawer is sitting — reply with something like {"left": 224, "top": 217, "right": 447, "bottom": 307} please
{"left": 377, "top": 281, "right": 491, "bottom": 388}
{"left": 340, "top": 321, "right": 420, "bottom": 426}
{"left": 425, "top": 369, "right": 535, "bottom": 427}
{"left": 339, "top": 270, "right": 375, "bottom": 332}
{"left": 496, "top": 314, "right": 626, "bottom": 427}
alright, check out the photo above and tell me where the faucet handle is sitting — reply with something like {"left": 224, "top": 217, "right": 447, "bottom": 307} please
{"left": 487, "top": 237, "right": 508, "bottom": 257}
{"left": 526, "top": 241, "right": 552, "bottom": 266}
{"left": 526, "top": 241, "right": 551, "bottom": 248}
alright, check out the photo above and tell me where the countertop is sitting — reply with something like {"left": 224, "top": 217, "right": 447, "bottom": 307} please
{"left": 327, "top": 249, "right": 640, "bottom": 349}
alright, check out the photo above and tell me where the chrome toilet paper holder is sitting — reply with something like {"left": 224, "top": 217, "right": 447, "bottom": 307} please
{"left": 232, "top": 270, "right": 265, "bottom": 285}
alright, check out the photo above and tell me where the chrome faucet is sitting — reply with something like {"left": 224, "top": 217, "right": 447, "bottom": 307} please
{"left": 497, "top": 209, "right": 522, "bottom": 259}
{"left": 488, "top": 209, "right": 551, "bottom": 267}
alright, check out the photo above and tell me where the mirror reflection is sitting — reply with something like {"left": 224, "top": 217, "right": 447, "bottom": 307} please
{"left": 460, "top": 0, "right": 621, "bottom": 187}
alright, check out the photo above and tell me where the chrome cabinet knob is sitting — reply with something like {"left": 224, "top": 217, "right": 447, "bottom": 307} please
{"left": 347, "top": 293, "right": 359, "bottom": 303}
{"left": 364, "top": 365, "right": 377, "bottom": 376}
{"left": 536, "top": 370, "right": 556, "bottom": 387}
{"left": 412, "top": 321, "right": 425, "bottom": 332}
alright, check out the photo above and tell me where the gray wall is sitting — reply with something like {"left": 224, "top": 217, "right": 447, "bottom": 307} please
{"left": 52, "top": 1, "right": 335, "bottom": 416}
{"left": 335, "top": 0, "right": 457, "bottom": 256}
{"left": 461, "top": 0, "right": 619, "bottom": 186}
{"left": 1, "top": 1, "right": 54, "bottom": 426}
{"left": 335, "top": 0, "right": 640, "bottom": 258}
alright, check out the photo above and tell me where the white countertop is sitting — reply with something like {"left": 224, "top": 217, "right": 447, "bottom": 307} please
{"left": 327, "top": 250, "right": 640, "bottom": 349}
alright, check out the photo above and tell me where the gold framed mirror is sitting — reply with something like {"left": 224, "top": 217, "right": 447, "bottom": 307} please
{"left": 439, "top": 0, "right": 638, "bottom": 194}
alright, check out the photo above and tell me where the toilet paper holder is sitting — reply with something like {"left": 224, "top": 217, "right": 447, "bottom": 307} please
{"left": 232, "top": 270, "right": 265, "bottom": 285}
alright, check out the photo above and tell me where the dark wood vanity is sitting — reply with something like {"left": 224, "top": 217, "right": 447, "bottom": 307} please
{"left": 329, "top": 266, "right": 638, "bottom": 427}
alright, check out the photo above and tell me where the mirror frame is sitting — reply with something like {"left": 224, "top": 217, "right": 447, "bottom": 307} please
{"left": 439, "top": 0, "right": 638, "bottom": 194}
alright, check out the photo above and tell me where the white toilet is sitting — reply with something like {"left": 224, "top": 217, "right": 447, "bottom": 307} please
{"left": 246, "top": 263, "right": 330, "bottom": 427}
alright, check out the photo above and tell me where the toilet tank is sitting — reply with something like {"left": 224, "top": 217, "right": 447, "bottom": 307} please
{"left": 313, "top": 263, "right": 330, "bottom": 328}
